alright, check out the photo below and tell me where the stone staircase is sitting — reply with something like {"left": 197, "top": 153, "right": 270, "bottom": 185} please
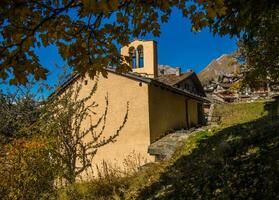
{"left": 148, "top": 127, "right": 208, "bottom": 161}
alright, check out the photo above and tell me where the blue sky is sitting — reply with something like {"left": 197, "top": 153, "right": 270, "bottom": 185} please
{"left": 149, "top": 9, "right": 238, "bottom": 73}
{"left": 36, "top": 9, "right": 238, "bottom": 84}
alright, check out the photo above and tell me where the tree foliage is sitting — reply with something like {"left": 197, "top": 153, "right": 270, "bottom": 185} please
{"left": 0, "top": 137, "right": 58, "bottom": 200}
{"left": 238, "top": 4, "right": 279, "bottom": 84}
{"left": 0, "top": 90, "right": 41, "bottom": 143}
{"left": 1, "top": 0, "right": 278, "bottom": 84}
{"left": 193, "top": 0, "right": 279, "bottom": 84}
{"left": 0, "top": 0, "right": 228, "bottom": 84}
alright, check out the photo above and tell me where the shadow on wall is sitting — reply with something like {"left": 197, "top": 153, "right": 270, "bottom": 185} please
{"left": 136, "top": 101, "right": 279, "bottom": 200}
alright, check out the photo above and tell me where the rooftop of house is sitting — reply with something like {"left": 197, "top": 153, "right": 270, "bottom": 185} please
{"left": 156, "top": 71, "right": 193, "bottom": 86}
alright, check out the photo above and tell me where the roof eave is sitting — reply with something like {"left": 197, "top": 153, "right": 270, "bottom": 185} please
{"left": 150, "top": 79, "right": 210, "bottom": 103}
{"left": 52, "top": 68, "right": 209, "bottom": 103}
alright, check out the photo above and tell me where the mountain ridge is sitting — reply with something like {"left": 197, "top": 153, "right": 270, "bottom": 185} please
{"left": 198, "top": 53, "right": 240, "bottom": 85}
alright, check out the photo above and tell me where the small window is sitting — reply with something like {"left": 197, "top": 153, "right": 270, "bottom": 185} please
{"left": 84, "top": 80, "right": 88, "bottom": 85}
{"left": 129, "top": 47, "right": 137, "bottom": 68}
{"left": 137, "top": 45, "right": 144, "bottom": 68}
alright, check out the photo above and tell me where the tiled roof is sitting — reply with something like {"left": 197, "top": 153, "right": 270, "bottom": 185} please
{"left": 156, "top": 72, "right": 193, "bottom": 86}
{"left": 53, "top": 68, "right": 209, "bottom": 103}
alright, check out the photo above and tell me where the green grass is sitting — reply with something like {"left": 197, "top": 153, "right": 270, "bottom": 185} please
{"left": 60, "top": 100, "right": 279, "bottom": 200}
{"left": 214, "top": 101, "right": 270, "bottom": 127}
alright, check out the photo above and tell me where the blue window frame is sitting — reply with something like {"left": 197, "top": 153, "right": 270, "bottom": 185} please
{"left": 137, "top": 45, "right": 144, "bottom": 68}
{"left": 129, "top": 47, "right": 137, "bottom": 68}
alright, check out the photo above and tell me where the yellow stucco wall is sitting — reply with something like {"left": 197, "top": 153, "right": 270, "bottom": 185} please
{"left": 60, "top": 69, "right": 202, "bottom": 180}
{"left": 147, "top": 85, "right": 202, "bottom": 143}
{"left": 148, "top": 85, "right": 187, "bottom": 143}
{"left": 69, "top": 72, "right": 154, "bottom": 179}
{"left": 121, "top": 40, "right": 158, "bottom": 78}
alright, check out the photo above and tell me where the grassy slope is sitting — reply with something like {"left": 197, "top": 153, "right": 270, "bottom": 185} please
{"left": 62, "top": 101, "right": 279, "bottom": 200}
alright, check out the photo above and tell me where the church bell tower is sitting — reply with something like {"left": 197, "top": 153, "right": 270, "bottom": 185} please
{"left": 120, "top": 40, "right": 158, "bottom": 78}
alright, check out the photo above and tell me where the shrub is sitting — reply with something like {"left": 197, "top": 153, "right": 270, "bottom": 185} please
{"left": 0, "top": 137, "right": 59, "bottom": 200}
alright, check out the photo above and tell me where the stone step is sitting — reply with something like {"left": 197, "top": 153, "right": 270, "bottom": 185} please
{"left": 148, "top": 127, "right": 208, "bottom": 160}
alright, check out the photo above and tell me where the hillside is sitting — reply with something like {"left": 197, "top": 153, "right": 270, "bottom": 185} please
{"left": 61, "top": 101, "right": 279, "bottom": 200}
{"left": 157, "top": 64, "right": 177, "bottom": 75}
{"left": 198, "top": 54, "right": 240, "bottom": 85}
